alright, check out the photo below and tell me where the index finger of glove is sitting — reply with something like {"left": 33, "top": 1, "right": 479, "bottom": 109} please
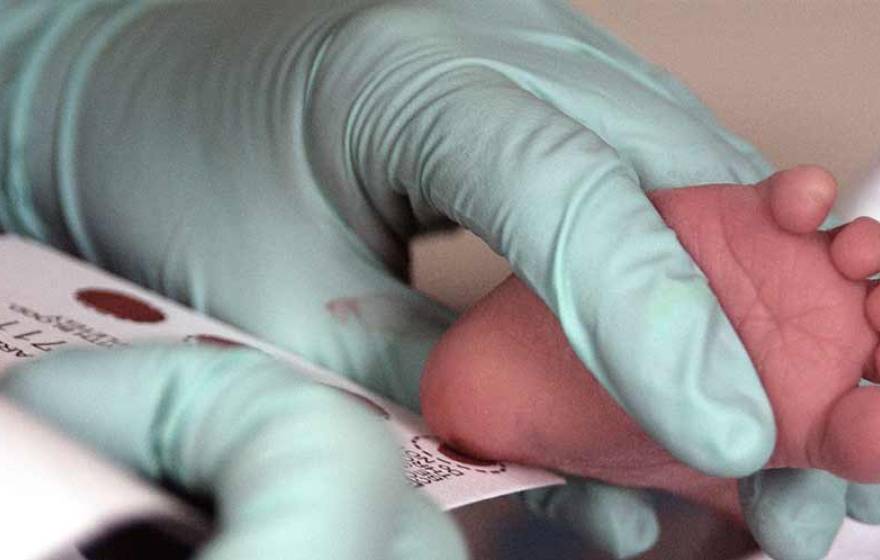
{"left": 0, "top": 345, "right": 464, "bottom": 560}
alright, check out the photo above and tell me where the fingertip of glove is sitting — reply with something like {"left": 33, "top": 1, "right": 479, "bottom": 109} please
{"left": 739, "top": 471, "right": 845, "bottom": 560}
{"left": 601, "top": 492, "right": 659, "bottom": 559}
{"left": 686, "top": 343, "right": 777, "bottom": 478}
{"left": 669, "top": 406, "right": 775, "bottom": 479}
{"left": 601, "top": 506, "right": 659, "bottom": 559}
{"left": 535, "top": 482, "right": 659, "bottom": 559}
{"left": 846, "top": 484, "right": 880, "bottom": 525}
{"left": 591, "top": 275, "right": 776, "bottom": 478}
{"left": 747, "top": 521, "right": 838, "bottom": 560}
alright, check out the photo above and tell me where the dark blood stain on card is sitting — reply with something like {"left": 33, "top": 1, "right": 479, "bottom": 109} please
{"left": 438, "top": 443, "right": 499, "bottom": 467}
{"left": 326, "top": 385, "right": 391, "bottom": 420}
{"left": 75, "top": 289, "right": 166, "bottom": 323}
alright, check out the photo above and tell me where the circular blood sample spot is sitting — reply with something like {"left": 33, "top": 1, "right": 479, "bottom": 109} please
{"left": 75, "top": 289, "right": 165, "bottom": 323}
{"left": 438, "top": 443, "right": 499, "bottom": 467}
{"left": 328, "top": 386, "right": 391, "bottom": 420}
{"left": 184, "top": 334, "right": 248, "bottom": 349}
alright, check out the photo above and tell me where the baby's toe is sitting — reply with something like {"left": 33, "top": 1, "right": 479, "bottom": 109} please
{"left": 829, "top": 217, "right": 880, "bottom": 280}
{"left": 767, "top": 165, "right": 837, "bottom": 234}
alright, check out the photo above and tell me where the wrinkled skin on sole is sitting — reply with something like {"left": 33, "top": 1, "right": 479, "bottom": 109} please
{"left": 421, "top": 166, "right": 880, "bottom": 516}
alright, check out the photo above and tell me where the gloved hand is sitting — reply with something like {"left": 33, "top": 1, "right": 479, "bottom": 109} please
{"left": 1, "top": 345, "right": 467, "bottom": 560}
{"left": 2, "top": 0, "right": 875, "bottom": 558}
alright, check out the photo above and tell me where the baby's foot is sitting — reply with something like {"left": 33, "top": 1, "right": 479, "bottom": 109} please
{"left": 420, "top": 166, "right": 880, "bottom": 516}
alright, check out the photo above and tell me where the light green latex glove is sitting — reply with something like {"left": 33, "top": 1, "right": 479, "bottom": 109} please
{"left": 0, "top": 345, "right": 468, "bottom": 560}
{"left": 4, "top": 1, "right": 874, "bottom": 558}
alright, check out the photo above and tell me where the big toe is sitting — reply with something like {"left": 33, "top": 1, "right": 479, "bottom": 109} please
{"left": 766, "top": 165, "right": 837, "bottom": 234}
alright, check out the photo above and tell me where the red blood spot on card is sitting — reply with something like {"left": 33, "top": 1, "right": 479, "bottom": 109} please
{"left": 438, "top": 443, "right": 499, "bottom": 467}
{"left": 328, "top": 386, "right": 391, "bottom": 419}
{"left": 184, "top": 334, "right": 247, "bottom": 348}
{"left": 75, "top": 289, "right": 165, "bottom": 323}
